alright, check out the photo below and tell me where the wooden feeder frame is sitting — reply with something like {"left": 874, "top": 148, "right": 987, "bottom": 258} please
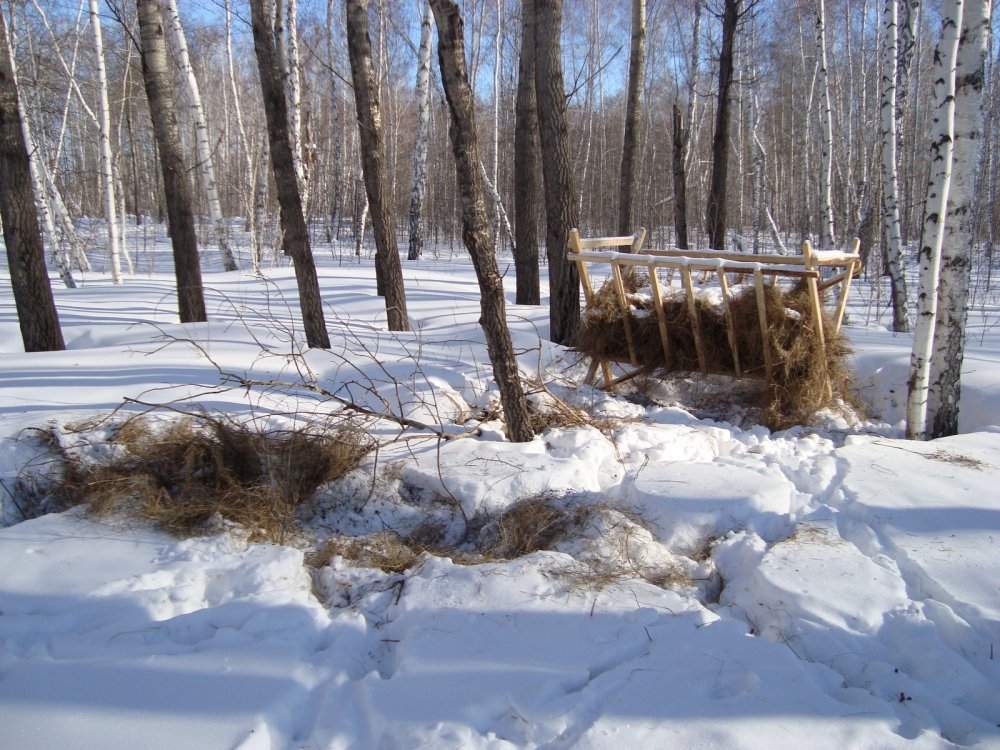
{"left": 568, "top": 229, "right": 862, "bottom": 392}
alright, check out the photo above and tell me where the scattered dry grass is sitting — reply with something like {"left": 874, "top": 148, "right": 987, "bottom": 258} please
{"left": 478, "top": 495, "right": 588, "bottom": 560}
{"left": 310, "top": 532, "right": 422, "bottom": 574}
{"left": 576, "top": 278, "right": 857, "bottom": 429}
{"left": 925, "top": 450, "right": 987, "bottom": 470}
{"left": 52, "top": 415, "right": 372, "bottom": 543}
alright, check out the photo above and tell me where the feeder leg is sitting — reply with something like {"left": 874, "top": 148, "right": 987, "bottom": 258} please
{"left": 833, "top": 238, "right": 861, "bottom": 334}
{"left": 611, "top": 262, "right": 639, "bottom": 367}
{"left": 754, "top": 269, "right": 773, "bottom": 383}
{"left": 717, "top": 269, "right": 741, "bottom": 376}
{"left": 803, "top": 241, "right": 831, "bottom": 397}
{"left": 648, "top": 262, "right": 672, "bottom": 368}
{"left": 681, "top": 266, "right": 708, "bottom": 373}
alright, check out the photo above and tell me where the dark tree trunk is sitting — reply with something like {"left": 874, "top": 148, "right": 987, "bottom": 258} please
{"left": 429, "top": 0, "right": 534, "bottom": 443}
{"left": 672, "top": 103, "right": 689, "bottom": 249}
{"left": 513, "top": 0, "right": 540, "bottom": 305}
{"left": 617, "top": 0, "right": 645, "bottom": 236}
{"left": 137, "top": 0, "right": 206, "bottom": 324}
{"left": 706, "top": 0, "right": 741, "bottom": 252}
{"left": 345, "top": 0, "right": 409, "bottom": 331}
{"left": 249, "top": 0, "right": 330, "bottom": 348}
{"left": 534, "top": 0, "right": 580, "bottom": 345}
{"left": 0, "top": 9, "right": 64, "bottom": 352}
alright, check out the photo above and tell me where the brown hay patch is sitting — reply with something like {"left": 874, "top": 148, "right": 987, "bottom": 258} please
{"left": 577, "top": 278, "right": 856, "bottom": 430}
{"left": 310, "top": 532, "right": 422, "bottom": 574}
{"left": 54, "top": 416, "right": 372, "bottom": 542}
{"left": 477, "top": 495, "right": 591, "bottom": 560}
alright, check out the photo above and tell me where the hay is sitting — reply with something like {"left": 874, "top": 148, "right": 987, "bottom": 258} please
{"left": 576, "top": 278, "right": 855, "bottom": 430}
{"left": 54, "top": 416, "right": 372, "bottom": 542}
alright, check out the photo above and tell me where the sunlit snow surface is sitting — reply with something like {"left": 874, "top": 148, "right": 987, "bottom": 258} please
{"left": 1, "top": 234, "right": 999, "bottom": 749}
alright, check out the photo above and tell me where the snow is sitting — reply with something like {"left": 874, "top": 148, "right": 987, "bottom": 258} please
{"left": 1, "top": 236, "right": 999, "bottom": 748}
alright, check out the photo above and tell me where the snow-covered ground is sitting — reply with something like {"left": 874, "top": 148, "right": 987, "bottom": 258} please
{"left": 1, "top": 233, "right": 999, "bottom": 749}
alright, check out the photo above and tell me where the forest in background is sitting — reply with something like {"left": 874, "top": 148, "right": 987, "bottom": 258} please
{"left": 10, "top": 0, "right": 998, "bottom": 265}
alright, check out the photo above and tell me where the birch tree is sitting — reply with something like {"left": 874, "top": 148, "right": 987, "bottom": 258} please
{"left": 285, "top": 0, "right": 308, "bottom": 209}
{"left": 906, "top": 0, "right": 963, "bottom": 439}
{"left": 326, "top": 0, "right": 343, "bottom": 242}
{"left": 250, "top": 0, "right": 330, "bottom": 349}
{"left": 163, "top": 0, "right": 237, "bottom": 271}
{"left": 673, "top": 0, "right": 701, "bottom": 250}
{"left": 706, "top": 0, "right": 744, "bottom": 251}
{"left": 137, "top": 0, "right": 207, "bottom": 324}
{"left": 0, "top": 7, "right": 64, "bottom": 352}
{"left": 407, "top": 0, "right": 433, "bottom": 260}
{"left": 881, "top": 0, "right": 911, "bottom": 332}
{"left": 926, "top": 0, "right": 991, "bottom": 437}
{"left": 224, "top": 0, "right": 257, "bottom": 256}
{"left": 345, "top": 0, "right": 410, "bottom": 331}
{"left": 88, "top": 0, "right": 122, "bottom": 283}
{"left": 618, "top": 0, "right": 645, "bottom": 236}
{"left": 429, "top": 0, "right": 533, "bottom": 442}
{"left": 815, "top": 0, "right": 835, "bottom": 250}
{"left": 534, "top": 0, "right": 580, "bottom": 344}
{"left": 6, "top": 15, "right": 75, "bottom": 287}
{"left": 513, "top": 0, "right": 540, "bottom": 303}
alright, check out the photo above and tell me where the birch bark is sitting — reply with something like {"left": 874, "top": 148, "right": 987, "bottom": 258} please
{"left": 0, "top": 7, "right": 64, "bottom": 352}
{"left": 513, "top": 0, "right": 540, "bottom": 303}
{"left": 881, "top": 0, "right": 911, "bottom": 332}
{"left": 815, "top": 0, "right": 836, "bottom": 250}
{"left": 617, "top": 0, "right": 645, "bottom": 236}
{"left": 163, "top": 0, "right": 237, "bottom": 271}
{"left": 407, "top": 0, "right": 433, "bottom": 260}
{"left": 429, "top": 0, "right": 533, "bottom": 442}
{"left": 88, "top": 0, "right": 122, "bottom": 283}
{"left": 137, "top": 0, "right": 207, "bottom": 324}
{"left": 345, "top": 0, "right": 410, "bottom": 331}
{"left": 906, "top": 0, "right": 963, "bottom": 439}
{"left": 926, "top": 0, "right": 990, "bottom": 437}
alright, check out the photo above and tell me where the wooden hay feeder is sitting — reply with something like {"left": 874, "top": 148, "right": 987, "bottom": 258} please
{"left": 568, "top": 229, "right": 862, "bottom": 409}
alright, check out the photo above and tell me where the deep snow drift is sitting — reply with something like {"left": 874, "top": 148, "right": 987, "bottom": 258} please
{"left": 1, "top": 235, "right": 999, "bottom": 749}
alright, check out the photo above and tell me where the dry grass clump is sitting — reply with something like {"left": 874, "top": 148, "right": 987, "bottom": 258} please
{"left": 54, "top": 416, "right": 372, "bottom": 542}
{"left": 576, "top": 278, "right": 856, "bottom": 429}
{"left": 310, "top": 532, "right": 422, "bottom": 574}
{"left": 477, "top": 495, "right": 591, "bottom": 560}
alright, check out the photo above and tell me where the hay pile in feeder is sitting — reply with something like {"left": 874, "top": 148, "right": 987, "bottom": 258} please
{"left": 575, "top": 276, "right": 855, "bottom": 430}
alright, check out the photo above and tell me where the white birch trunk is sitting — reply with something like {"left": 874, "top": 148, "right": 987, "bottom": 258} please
{"left": 479, "top": 161, "right": 515, "bottom": 253}
{"left": 407, "top": 0, "right": 433, "bottom": 260}
{"left": 354, "top": 167, "right": 368, "bottom": 257}
{"left": 326, "top": 0, "right": 344, "bottom": 242}
{"left": 285, "top": 0, "right": 307, "bottom": 211}
{"left": 926, "top": 0, "right": 991, "bottom": 437}
{"left": 816, "top": 0, "right": 836, "bottom": 250}
{"left": 906, "top": 0, "right": 963, "bottom": 439}
{"left": 684, "top": 0, "right": 701, "bottom": 175}
{"left": 750, "top": 95, "right": 765, "bottom": 254}
{"left": 88, "top": 0, "right": 122, "bottom": 283}
{"left": 224, "top": 0, "right": 256, "bottom": 246}
{"left": 253, "top": 134, "right": 269, "bottom": 272}
{"left": 880, "top": 0, "right": 911, "bottom": 333}
{"left": 163, "top": 0, "right": 237, "bottom": 271}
